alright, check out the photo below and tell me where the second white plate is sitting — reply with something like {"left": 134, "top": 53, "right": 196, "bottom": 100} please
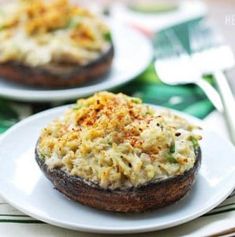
{"left": 0, "top": 105, "right": 235, "bottom": 233}
{"left": 0, "top": 20, "right": 153, "bottom": 102}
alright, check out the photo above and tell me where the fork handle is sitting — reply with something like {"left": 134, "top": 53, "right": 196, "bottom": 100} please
{"left": 195, "top": 79, "right": 223, "bottom": 112}
{"left": 214, "top": 70, "right": 235, "bottom": 145}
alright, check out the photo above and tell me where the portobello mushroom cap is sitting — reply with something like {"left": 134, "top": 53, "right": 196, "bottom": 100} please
{"left": 0, "top": 45, "right": 114, "bottom": 89}
{"left": 35, "top": 143, "right": 201, "bottom": 213}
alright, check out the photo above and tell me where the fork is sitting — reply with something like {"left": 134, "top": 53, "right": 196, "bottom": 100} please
{"left": 189, "top": 23, "right": 235, "bottom": 144}
{"left": 154, "top": 30, "right": 223, "bottom": 112}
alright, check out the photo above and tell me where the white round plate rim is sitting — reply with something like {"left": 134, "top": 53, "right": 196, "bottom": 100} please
{"left": 0, "top": 20, "right": 153, "bottom": 102}
{"left": 0, "top": 105, "right": 235, "bottom": 234}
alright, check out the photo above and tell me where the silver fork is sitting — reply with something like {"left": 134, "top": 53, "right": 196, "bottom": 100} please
{"left": 154, "top": 30, "right": 223, "bottom": 112}
{"left": 189, "top": 23, "right": 235, "bottom": 144}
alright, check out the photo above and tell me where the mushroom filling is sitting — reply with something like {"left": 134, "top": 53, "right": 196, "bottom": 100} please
{"left": 38, "top": 92, "right": 201, "bottom": 190}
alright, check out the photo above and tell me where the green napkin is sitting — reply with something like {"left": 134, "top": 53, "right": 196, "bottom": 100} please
{"left": 0, "top": 99, "right": 19, "bottom": 133}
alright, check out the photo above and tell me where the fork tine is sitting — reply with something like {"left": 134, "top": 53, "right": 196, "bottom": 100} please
{"left": 154, "top": 25, "right": 224, "bottom": 112}
{"left": 189, "top": 23, "right": 235, "bottom": 143}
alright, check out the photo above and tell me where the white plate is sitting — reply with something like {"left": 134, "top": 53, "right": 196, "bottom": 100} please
{"left": 0, "top": 105, "right": 235, "bottom": 234}
{"left": 0, "top": 21, "right": 153, "bottom": 102}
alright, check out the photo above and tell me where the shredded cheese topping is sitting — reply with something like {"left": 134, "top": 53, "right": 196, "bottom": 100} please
{"left": 38, "top": 92, "right": 201, "bottom": 190}
{"left": 0, "top": 0, "right": 111, "bottom": 66}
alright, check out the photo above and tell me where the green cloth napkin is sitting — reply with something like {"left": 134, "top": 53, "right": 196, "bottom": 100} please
{"left": 0, "top": 99, "right": 19, "bottom": 133}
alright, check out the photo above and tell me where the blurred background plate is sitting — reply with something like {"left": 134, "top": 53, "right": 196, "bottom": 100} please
{"left": 0, "top": 20, "right": 153, "bottom": 102}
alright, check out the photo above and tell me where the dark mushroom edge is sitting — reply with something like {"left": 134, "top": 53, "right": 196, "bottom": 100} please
{"left": 35, "top": 142, "right": 201, "bottom": 213}
{"left": 0, "top": 44, "right": 114, "bottom": 89}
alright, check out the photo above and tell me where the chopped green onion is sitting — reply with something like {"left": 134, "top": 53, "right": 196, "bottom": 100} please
{"left": 165, "top": 153, "right": 178, "bottom": 163}
{"left": 67, "top": 19, "right": 79, "bottom": 29}
{"left": 103, "top": 31, "right": 112, "bottom": 42}
{"left": 131, "top": 97, "right": 141, "bottom": 104}
{"left": 169, "top": 143, "right": 175, "bottom": 153}
{"left": 73, "top": 104, "right": 84, "bottom": 110}
{"left": 39, "top": 153, "right": 46, "bottom": 160}
{"left": 190, "top": 136, "right": 199, "bottom": 149}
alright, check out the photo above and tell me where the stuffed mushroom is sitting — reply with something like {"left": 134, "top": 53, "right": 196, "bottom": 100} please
{"left": 36, "top": 92, "right": 202, "bottom": 212}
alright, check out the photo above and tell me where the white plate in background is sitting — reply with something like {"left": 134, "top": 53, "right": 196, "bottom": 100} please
{"left": 0, "top": 20, "right": 153, "bottom": 102}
